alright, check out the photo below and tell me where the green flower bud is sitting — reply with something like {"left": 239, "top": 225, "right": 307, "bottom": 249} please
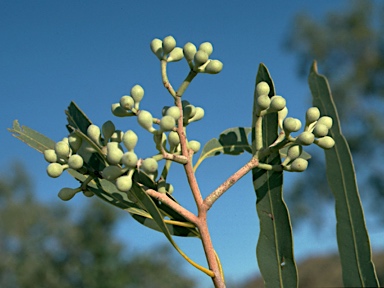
{"left": 47, "top": 163, "right": 64, "bottom": 178}
{"left": 83, "top": 190, "right": 94, "bottom": 197}
{"left": 122, "top": 130, "right": 138, "bottom": 151}
{"left": 188, "top": 107, "right": 204, "bottom": 123}
{"left": 87, "top": 124, "right": 101, "bottom": 145}
{"left": 131, "top": 85, "right": 144, "bottom": 103}
{"left": 121, "top": 151, "right": 138, "bottom": 168}
{"left": 297, "top": 131, "right": 315, "bottom": 146}
{"left": 58, "top": 187, "right": 81, "bottom": 201}
{"left": 106, "top": 142, "right": 123, "bottom": 165}
{"left": 256, "top": 95, "right": 271, "bottom": 111}
{"left": 168, "top": 131, "right": 180, "bottom": 148}
{"left": 287, "top": 144, "right": 303, "bottom": 160}
{"left": 256, "top": 81, "right": 270, "bottom": 96}
{"left": 141, "top": 158, "right": 158, "bottom": 174}
{"left": 162, "top": 35, "right": 176, "bottom": 55}
{"left": 116, "top": 175, "right": 133, "bottom": 192}
{"left": 159, "top": 115, "right": 176, "bottom": 131}
{"left": 102, "top": 165, "right": 124, "bottom": 181}
{"left": 283, "top": 117, "right": 302, "bottom": 133}
{"left": 194, "top": 50, "right": 209, "bottom": 67}
{"left": 150, "top": 38, "right": 163, "bottom": 59}
{"left": 137, "top": 110, "right": 154, "bottom": 131}
{"left": 317, "top": 116, "right": 333, "bottom": 129}
{"left": 313, "top": 123, "right": 329, "bottom": 137}
{"left": 204, "top": 60, "right": 223, "bottom": 74}
{"left": 188, "top": 140, "right": 201, "bottom": 153}
{"left": 269, "top": 96, "right": 286, "bottom": 112}
{"left": 290, "top": 158, "right": 308, "bottom": 172}
{"left": 111, "top": 103, "right": 131, "bottom": 117}
{"left": 183, "top": 42, "right": 197, "bottom": 62}
{"left": 68, "top": 133, "right": 82, "bottom": 152}
{"left": 44, "top": 149, "right": 57, "bottom": 163}
{"left": 316, "top": 136, "right": 335, "bottom": 149}
{"left": 110, "top": 130, "right": 124, "bottom": 143}
{"left": 167, "top": 47, "right": 184, "bottom": 62}
{"left": 165, "top": 106, "right": 181, "bottom": 120}
{"left": 306, "top": 107, "right": 320, "bottom": 124}
{"left": 68, "top": 154, "right": 84, "bottom": 170}
{"left": 120, "top": 95, "right": 134, "bottom": 110}
{"left": 55, "top": 141, "right": 71, "bottom": 159}
{"left": 102, "top": 120, "right": 115, "bottom": 143}
{"left": 199, "top": 42, "right": 213, "bottom": 56}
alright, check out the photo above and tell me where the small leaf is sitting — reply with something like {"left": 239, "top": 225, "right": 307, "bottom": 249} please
{"left": 65, "top": 101, "right": 92, "bottom": 134}
{"left": 8, "top": 120, "right": 55, "bottom": 153}
{"left": 194, "top": 127, "right": 252, "bottom": 171}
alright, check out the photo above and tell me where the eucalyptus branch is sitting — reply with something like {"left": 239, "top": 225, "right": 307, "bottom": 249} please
{"left": 203, "top": 157, "right": 259, "bottom": 210}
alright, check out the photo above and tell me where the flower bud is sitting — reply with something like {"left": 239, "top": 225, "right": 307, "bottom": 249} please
{"left": 317, "top": 116, "right": 333, "bottom": 129}
{"left": 121, "top": 151, "right": 138, "bottom": 168}
{"left": 141, "top": 158, "right": 158, "bottom": 174}
{"left": 116, "top": 175, "right": 133, "bottom": 192}
{"left": 306, "top": 107, "right": 320, "bottom": 124}
{"left": 313, "top": 123, "right": 329, "bottom": 137}
{"left": 256, "top": 95, "right": 271, "bottom": 111}
{"left": 122, "top": 130, "right": 138, "bottom": 151}
{"left": 183, "top": 42, "right": 197, "bottom": 62}
{"left": 283, "top": 117, "right": 302, "bottom": 133}
{"left": 165, "top": 106, "right": 181, "bottom": 120}
{"left": 137, "top": 110, "right": 154, "bottom": 131}
{"left": 120, "top": 95, "right": 134, "bottom": 110}
{"left": 44, "top": 149, "right": 57, "bottom": 163}
{"left": 150, "top": 38, "right": 163, "bottom": 59}
{"left": 194, "top": 50, "right": 209, "bottom": 67}
{"left": 188, "top": 140, "right": 201, "bottom": 153}
{"left": 204, "top": 60, "right": 223, "bottom": 74}
{"left": 269, "top": 95, "right": 286, "bottom": 112}
{"left": 290, "top": 158, "right": 308, "bottom": 172}
{"left": 87, "top": 124, "right": 101, "bottom": 145}
{"left": 199, "top": 42, "right": 213, "bottom": 56}
{"left": 188, "top": 107, "right": 204, "bottom": 123}
{"left": 58, "top": 187, "right": 80, "bottom": 201}
{"left": 316, "top": 136, "right": 335, "bottom": 149}
{"left": 131, "top": 85, "right": 144, "bottom": 103}
{"left": 256, "top": 81, "right": 270, "bottom": 96}
{"left": 159, "top": 115, "right": 176, "bottom": 131}
{"left": 55, "top": 141, "right": 71, "bottom": 159}
{"left": 68, "top": 154, "right": 84, "bottom": 170}
{"left": 162, "top": 35, "right": 176, "bottom": 55}
{"left": 102, "top": 165, "right": 124, "bottom": 181}
{"left": 297, "top": 131, "right": 315, "bottom": 146}
{"left": 106, "top": 142, "right": 123, "bottom": 165}
{"left": 167, "top": 47, "right": 184, "bottom": 62}
{"left": 47, "top": 163, "right": 64, "bottom": 178}
{"left": 287, "top": 144, "right": 302, "bottom": 160}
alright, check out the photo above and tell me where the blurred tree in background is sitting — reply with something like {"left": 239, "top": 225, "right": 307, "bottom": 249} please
{"left": 0, "top": 163, "right": 196, "bottom": 288}
{"left": 285, "top": 0, "right": 384, "bottom": 222}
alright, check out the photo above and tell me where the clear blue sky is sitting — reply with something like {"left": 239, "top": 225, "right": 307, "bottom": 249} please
{"left": 2, "top": 1, "right": 382, "bottom": 287}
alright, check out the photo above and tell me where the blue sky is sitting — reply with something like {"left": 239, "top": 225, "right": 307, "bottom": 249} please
{"left": 2, "top": 1, "right": 383, "bottom": 287}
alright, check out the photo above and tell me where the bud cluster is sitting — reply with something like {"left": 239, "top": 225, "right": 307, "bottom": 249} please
{"left": 255, "top": 81, "right": 336, "bottom": 173}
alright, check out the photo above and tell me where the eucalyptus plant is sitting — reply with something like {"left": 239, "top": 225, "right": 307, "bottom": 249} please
{"left": 9, "top": 35, "right": 379, "bottom": 287}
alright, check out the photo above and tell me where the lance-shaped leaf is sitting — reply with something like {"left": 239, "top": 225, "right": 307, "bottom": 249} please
{"left": 66, "top": 101, "right": 92, "bottom": 134}
{"left": 309, "top": 61, "right": 379, "bottom": 287}
{"left": 194, "top": 127, "right": 252, "bottom": 171}
{"left": 252, "top": 63, "right": 297, "bottom": 287}
{"left": 8, "top": 120, "right": 56, "bottom": 153}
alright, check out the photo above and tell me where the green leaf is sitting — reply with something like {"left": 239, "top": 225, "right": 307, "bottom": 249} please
{"left": 65, "top": 101, "right": 92, "bottom": 134}
{"left": 252, "top": 63, "right": 298, "bottom": 287}
{"left": 309, "top": 61, "right": 379, "bottom": 287}
{"left": 8, "top": 120, "right": 56, "bottom": 153}
{"left": 194, "top": 127, "right": 252, "bottom": 171}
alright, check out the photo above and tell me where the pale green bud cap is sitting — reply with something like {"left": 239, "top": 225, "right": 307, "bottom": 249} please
{"left": 194, "top": 50, "right": 208, "bottom": 67}
{"left": 111, "top": 103, "right": 131, "bottom": 117}
{"left": 317, "top": 116, "right": 333, "bottom": 129}
{"left": 141, "top": 158, "right": 158, "bottom": 174}
{"left": 131, "top": 85, "right": 144, "bottom": 103}
{"left": 167, "top": 47, "right": 184, "bottom": 62}
{"left": 283, "top": 117, "right": 302, "bottom": 133}
{"left": 188, "top": 107, "right": 204, "bottom": 123}
{"left": 120, "top": 95, "right": 134, "bottom": 110}
{"left": 116, "top": 175, "right": 133, "bottom": 192}
{"left": 257, "top": 95, "right": 271, "bottom": 111}
{"left": 183, "top": 104, "right": 196, "bottom": 119}
{"left": 316, "top": 136, "right": 335, "bottom": 149}
{"left": 47, "top": 163, "right": 64, "bottom": 178}
{"left": 313, "top": 123, "right": 329, "bottom": 137}
{"left": 55, "top": 141, "right": 71, "bottom": 159}
{"left": 150, "top": 38, "right": 163, "bottom": 59}
{"left": 168, "top": 131, "right": 180, "bottom": 148}
{"left": 290, "top": 158, "right": 308, "bottom": 172}
{"left": 106, "top": 142, "right": 123, "bottom": 165}
{"left": 269, "top": 96, "right": 286, "bottom": 112}
{"left": 297, "top": 131, "right": 315, "bottom": 145}
{"left": 137, "top": 110, "right": 154, "bottom": 131}
{"left": 87, "top": 124, "right": 101, "bottom": 145}
{"left": 68, "top": 154, "right": 84, "bottom": 170}
{"left": 165, "top": 106, "right": 181, "bottom": 120}
{"left": 306, "top": 107, "right": 320, "bottom": 124}
{"left": 188, "top": 140, "right": 201, "bottom": 153}
{"left": 204, "top": 60, "right": 223, "bottom": 74}
{"left": 122, "top": 130, "right": 138, "bottom": 151}
{"left": 183, "top": 42, "right": 196, "bottom": 62}
{"left": 162, "top": 35, "right": 176, "bottom": 55}
{"left": 287, "top": 144, "right": 303, "bottom": 160}
{"left": 256, "top": 81, "right": 270, "bottom": 96}
{"left": 199, "top": 42, "right": 213, "bottom": 56}
{"left": 159, "top": 115, "right": 176, "bottom": 131}
{"left": 121, "top": 152, "right": 138, "bottom": 168}
{"left": 44, "top": 149, "right": 57, "bottom": 163}
{"left": 58, "top": 187, "right": 81, "bottom": 201}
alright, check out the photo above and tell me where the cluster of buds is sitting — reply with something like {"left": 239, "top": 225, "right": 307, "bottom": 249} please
{"left": 254, "top": 81, "right": 336, "bottom": 173}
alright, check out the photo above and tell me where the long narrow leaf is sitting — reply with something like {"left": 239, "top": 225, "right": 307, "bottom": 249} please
{"left": 252, "top": 63, "right": 297, "bottom": 287}
{"left": 309, "top": 61, "right": 379, "bottom": 287}
{"left": 8, "top": 120, "right": 55, "bottom": 153}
